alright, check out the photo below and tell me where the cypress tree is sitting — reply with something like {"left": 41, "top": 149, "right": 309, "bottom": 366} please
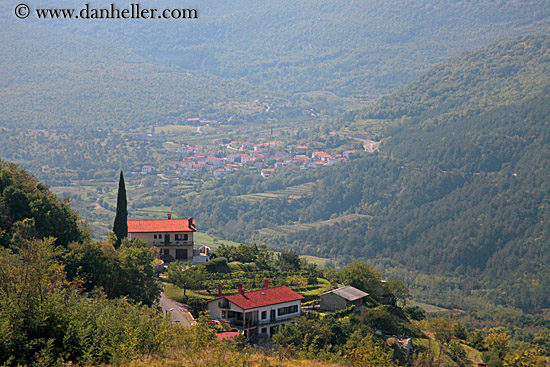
{"left": 113, "top": 170, "right": 128, "bottom": 248}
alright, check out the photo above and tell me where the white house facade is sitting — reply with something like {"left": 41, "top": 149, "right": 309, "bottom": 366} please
{"left": 207, "top": 281, "right": 303, "bottom": 341}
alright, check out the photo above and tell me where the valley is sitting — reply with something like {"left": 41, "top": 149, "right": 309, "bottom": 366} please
{"left": 1, "top": 1, "right": 550, "bottom": 365}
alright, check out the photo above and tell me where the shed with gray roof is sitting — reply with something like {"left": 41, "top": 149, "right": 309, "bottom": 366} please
{"left": 319, "top": 286, "right": 369, "bottom": 312}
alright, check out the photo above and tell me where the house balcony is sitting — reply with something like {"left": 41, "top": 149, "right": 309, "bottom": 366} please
{"left": 151, "top": 241, "right": 194, "bottom": 247}
{"left": 231, "top": 319, "right": 259, "bottom": 329}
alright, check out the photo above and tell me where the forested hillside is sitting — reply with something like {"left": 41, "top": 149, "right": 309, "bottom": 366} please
{"left": 0, "top": 20, "right": 267, "bottom": 129}
{"left": 2, "top": 0, "right": 549, "bottom": 315}
{"left": 169, "top": 36, "right": 550, "bottom": 313}
{"left": 2, "top": 0, "right": 549, "bottom": 100}
{"left": 277, "top": 36, "right": 550, "bottom": 312}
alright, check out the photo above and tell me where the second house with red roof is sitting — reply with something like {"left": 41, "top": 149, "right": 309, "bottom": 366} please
{"left": 207, "top": 280, "right": 304, "bottom": 341}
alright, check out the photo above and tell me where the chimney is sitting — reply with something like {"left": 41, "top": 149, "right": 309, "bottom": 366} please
{"left": 264, "top": 279, "right": 269, "bottom": 289}
{"left": 218, "top": 284, "right": 223, "bottom": 297}
{"left": 188, "top": 217, "right": 193, "bottom": 228}
{"left": 238, "top": 282, "right": 244, "bottom": 295}
{"left": 167, "top": 214, "right": 172, "bottom": 220}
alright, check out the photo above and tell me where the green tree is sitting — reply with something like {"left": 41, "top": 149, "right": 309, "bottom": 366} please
{"left": 112, "top": 170, "right": 128, "bottom": 248}
{"left": 63, "top": 239, "right": 160, "bottom": 306}
{"left": 453, "top": 322, "right": 468, "bottom": 341}
{"left": 344, "top": 331, "right": 397, "bottom": 367}
{"left": 116, "top": 239, "right": 161, "bottom": 306}
{"left": 384, "top": 278, "right": 410, "bottom": 301}
{"left": 0, "top": 238, "right": 168, "bottom": 365}
{"left": 167, "top": 262, "right": 205, "bottom": 295}
{"left": 485, "top": 332, "right": 510, "bottom": 359}
{"left": 403, "top": 305, "right": 426, "bottom": 321}
{"left": 449, "top": 341, "right": 468, "bottom": 367}
{"left": 254, "top": 244, "right": 274, "bottom": 270}
{"left": 277, "top": 249, "right": 301, "bottom": 272}
{"left": 339, "top": 261, "right": 382, "bottom": 294}
{"left": 504, "top": 348, "right": 546, "bottom": 367}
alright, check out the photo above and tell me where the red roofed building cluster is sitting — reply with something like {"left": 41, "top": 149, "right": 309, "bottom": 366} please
{"left": 207, "top": 281, "right": 304, "bottom": 340}
{"left": 167, "top": 139, "right": 354, "bottom": 178}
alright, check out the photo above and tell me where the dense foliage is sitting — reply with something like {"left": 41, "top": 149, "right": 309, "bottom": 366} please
{"left": 0, "top": 237, "right": 167, "bottom": 365}
{"left": 0, "top": 20, "right": 268, "bottom": 130}
{"left": 0, "top": 163, "right": 165, "bottom": 364}
{"left": 0, "top": 160, "right": 85, "bottom": 248}
{"left": 63, "top": 239, "right": 161, "bottom": 306}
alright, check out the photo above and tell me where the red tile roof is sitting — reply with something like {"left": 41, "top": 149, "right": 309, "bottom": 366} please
{"left": 313, "top": 152, "right": 331, "bottom": 158}
{"left": 127, "top": 218, "right": 196, "bottom": 233}
{"left": 209, "top": 286, "right": 303, "bottom": 310}
{"left": 216, "top": 331, "right": 239, "bottom": 341}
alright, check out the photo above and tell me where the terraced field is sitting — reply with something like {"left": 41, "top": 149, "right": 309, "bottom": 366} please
{"left": 238, "top": 182, "right": 316, "bottom": 202}
{"left": 259, "top": 213, "right": 369, "bottom": 236}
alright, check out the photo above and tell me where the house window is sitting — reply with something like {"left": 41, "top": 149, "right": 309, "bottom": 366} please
{"left": 222, "top": 311, "right": 226, "bottom": 318}
{"left": 261, "top": 311, "right": 267, "bottom": 319}
{"left": 277, "top": 305, "right": 298, "bottom": 316}
{"left": 154, "top": 234, "right": 157, "bottom": 239}
{"left": 158, "top": 234, "right": 162, "bottom": 239}
{"left": 175, "top": 234, "right": 188, "bottom": 241}
{"left": 261, "top": 328, "right": 267, "bottom": 334}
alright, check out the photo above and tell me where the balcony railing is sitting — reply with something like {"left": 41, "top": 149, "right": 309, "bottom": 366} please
{"left": 232, "top": 320, "right": 259, "bottom": 328}
{"left": 151, "top": 241, "right": 194, "bottom": 247}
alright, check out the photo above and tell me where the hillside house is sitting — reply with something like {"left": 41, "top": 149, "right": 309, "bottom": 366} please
{"left": 141, "top": 165, "right": 155, "bottom": 174}
{"left": 261, "top": 168, "right": 274, "bottom": 177}
{"left": 240, "top": 155, "right": 255, "bottom": 164}
{"left": 207, "top": 281, "right": 303, "bottom": 341}
{"left": 226, "top": 153, "right": 242, "bottom": 162}
{"left": 128, "top": 215, "right": 196, "bottom": 262}
{"left": 207, "top": 156, "right": 226, "bottom": 166}
{"left": 319, "top": 286, "right": 369, "bottom": 312}
{"left": 342, "top": 150, "right": 355, "bottom": 158}
{"left": 296, "top": 146, "right": 308, "bottom": 154}
{"left": 312, "top": 151, "right": 331, "bottom": 161}
{"left": 213, "top": 168, "right": 230, "bottom": 177}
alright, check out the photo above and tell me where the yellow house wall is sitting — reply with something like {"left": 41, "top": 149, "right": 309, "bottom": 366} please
{"left": 128, "top": 231, "right": 194, "bottom": 246}
{"left": 129, "top": 231, "right": 194, "bottom": 260}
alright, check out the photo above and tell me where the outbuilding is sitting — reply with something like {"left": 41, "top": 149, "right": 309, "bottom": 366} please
{"left": 319, "top": 286, "right": 369, "bottom": 312}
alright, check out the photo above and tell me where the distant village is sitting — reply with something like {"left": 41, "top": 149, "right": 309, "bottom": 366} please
{"left": 142, "top": 138, "right": 355, "bottom": 179}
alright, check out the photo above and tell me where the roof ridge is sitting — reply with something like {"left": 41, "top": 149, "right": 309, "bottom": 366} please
{"left": 128, "top": 218, "right": 192, "bottom": 221}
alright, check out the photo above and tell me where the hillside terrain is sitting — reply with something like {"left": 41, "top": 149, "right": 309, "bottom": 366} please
{"left": 2, "top": 21, "right": 548, "bottom": 314}
{"left": 0, "top": 20, "right": 270, "bottom": 129}
{"left": 3, "top": 2, "right": 550, "bottom": 365}
{"left": 7, "top": 0, "right": 549, "bottom": 100}
{"left": 140, "top": 35, "right": 550, "bottom": 313}
{"left": 2, "top": 31, "right": 547, "bottom": 314}
{"left": 270, "top": 36, "right": 550, "bottom": 313}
